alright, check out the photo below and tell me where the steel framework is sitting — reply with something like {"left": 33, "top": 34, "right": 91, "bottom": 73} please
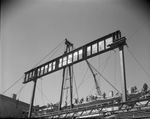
{"left": 24, "top": 30, "right": 129, "bottom": 118}
{"left": 24, "top": 30, "right": 124, "bottom": 84}
{"left": 34, "top": 96, "right": 150, "bottom": 118}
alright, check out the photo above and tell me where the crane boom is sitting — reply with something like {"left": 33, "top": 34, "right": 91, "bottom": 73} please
{"left": 86, "top": 60, "right": 101, "bottom": 96}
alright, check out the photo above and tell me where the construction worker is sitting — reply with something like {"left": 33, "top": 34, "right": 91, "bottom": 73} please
{"left": 142, "top": 83, "right": 148, "bottom": 94}
{"left": 86, "top": 96, "right": 89, "bottom": 102}
{"left": 103, "top": 92, "right": 106, "bottom": 99}
{"left": 74, "top": 98, "right": 78, "bottom": 104}
{"left": 80, "top": 98, "right": 84, "bottom": 104}
{"left": 65, "top": 101, "right": 67, "bottom": 108}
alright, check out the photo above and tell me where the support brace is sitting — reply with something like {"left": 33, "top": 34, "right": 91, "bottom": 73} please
{"left": 119, "top": 45, "right": 127, "bottom": 102}
{"left": 28, "top": 79, "right": 37, "bottom": 118}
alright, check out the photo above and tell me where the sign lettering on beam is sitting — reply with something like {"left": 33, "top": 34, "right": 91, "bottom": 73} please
{"left": 24, "top": 30, "right": 124, "bottom": 84}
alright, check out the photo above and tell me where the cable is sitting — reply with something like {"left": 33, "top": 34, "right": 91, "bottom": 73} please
{"left": 72, "top": 67, "right": 79, "bottom": 99}
{"left": 16, "top": 84, "right": 26, "bottom": 96}
{"left": 2, "top": 75, "right": 24, "bottom": 95}
{"left": 98, "top": 55, "right": 101, "bottom": 93}
{"left": 78, "top": 52, "right": 116, "bottom": 96}
{"left": 101, "top": 52, "right": 111, "bottom": 74}
{"left": 127, "top": 47, "right": 150, "bottom": 78}
{"left": 88, "top": 86, "right": 95, "bottom": 96}
{"left": 2, "top": 40, "right": 65, "bottom": 95}
{"left": 98, "top": 51, "right": 116, "bottom": 72}
{"left": 61, "top": 67, "right": 69, "bottom": 104}
{"left": 92, "top": 66, "right": 121, "bottom": 94}
{"left": 47, "top": 41, "right": 64, "bottom": 62}
{"left": 88, "top": 52, "right": 111, "bottom": 96}
{"left": 114, "top": 51, "right": 117, "bottom": 94}
{"left": 77, "top": 67, "right": 89, "bottom": 90}
{"left": 88, "top": 60, "right": 121, "bottom": 94}
{"left": 127, "top": 22, "right": 147, "bottom": 42}
{"left": 37, "top": 86, "right": 51, "bottom": 104}
{"left": 33, "top": 39, "right": 65, "bottom": 68}
{"left": 125, "top": 21, "right": 150, "bottom": 79}
{"left": 40, "top": 78, "right": 44, "bottom": 105}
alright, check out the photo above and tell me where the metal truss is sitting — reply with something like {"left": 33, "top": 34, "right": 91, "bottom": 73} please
{"left": 24, "top": 30, "right": 123, "bottom": 84}
{"left": 34, "top": 96, "right": 150, "bottom": 119}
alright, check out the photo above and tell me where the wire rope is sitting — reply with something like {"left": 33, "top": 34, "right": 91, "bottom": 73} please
{"left": 77, "top": 67, "right": 89, "bottom": 90}
{"left": 36, "top": 86, "right": 51, "bottom": 104}
{"left": 126, "top": 47, "right": 150, "bottom": 78}
{"left": 72, "top": 66, "right": 79, "bottom": 99}
{"left": 2, "top": 75, "right": 24, "bottom": 95}
{"left": 127, "top": 22, "right": 147, "bottom": 42}
{"left": 2, "top": 21, "right": 148, "bottom": 96}
{"left": 88, "top": 52, "right": 112, "bottom": 96}
{"left": 40, "top": 78, "right": 44, "bottom": 105}
{"left": 33, "top": 39, "right": 65, "bottom": 68}
{"left": 114, "top": 51, "right": 117, "bottom": 94}
{"left": 47, "top": 41, "right": 65, "bottom": 62}
{"left": 16, "top": 84, "right": 26, "bottom": 98}
{"left": 98, "top": 55, "right": 101, "bottom": 94}
{"left": 88, "top": 62, "right": 121, "bottom": 94}
{"left": 2, "top": 40, "right": 65, "bottom": 95}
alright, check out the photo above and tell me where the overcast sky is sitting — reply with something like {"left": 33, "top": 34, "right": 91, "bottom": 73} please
{"left": 1, "top": 0, "right": 150, "bottom": 106}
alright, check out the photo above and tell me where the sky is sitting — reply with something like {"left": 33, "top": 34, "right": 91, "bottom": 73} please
{"left": 1, "top": 0, "right": 150, "bottom": 107}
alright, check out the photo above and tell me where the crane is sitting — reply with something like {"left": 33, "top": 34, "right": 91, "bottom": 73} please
{"left": 86, "top": 60, "right": 101, "bottom": 96}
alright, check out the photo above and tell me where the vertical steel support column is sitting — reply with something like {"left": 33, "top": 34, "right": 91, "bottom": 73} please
{"left": 59, "top": 39, "right": 73, "bottom": 110}
{"left": 69, "top": 66, "right": 73, "bottom": 108}
{"left": 119, "top": 45, "right": 127, "bottom": 102}
{"left": 28, "top": 79, "right": 37, "bottom": 118}
{"left": 59, "top": 67, "right": 66, "bottom": 110}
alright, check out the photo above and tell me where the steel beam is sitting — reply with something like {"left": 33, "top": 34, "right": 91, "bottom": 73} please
{"left": 35, "top": 97, "right": 150, "bottom": 118}
{"left": 28, "top": 79, "right": 37, "bottom": 118}
{"left": 119, "top": 45, "right": 127, "bottom": 102}
{"left": 24, "top": 30, "right": 123, "bottom": 84}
